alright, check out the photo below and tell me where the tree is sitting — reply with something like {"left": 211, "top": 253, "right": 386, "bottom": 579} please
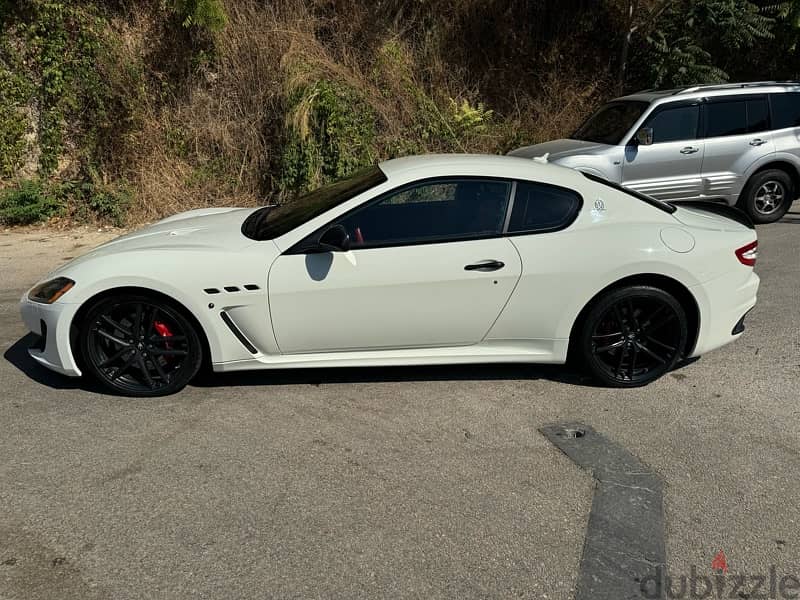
{"left": 614, "top": 0, "right": 777, "bottom": 91}
{"left": 609, "top": 0, "right": 679, "bottom": 93}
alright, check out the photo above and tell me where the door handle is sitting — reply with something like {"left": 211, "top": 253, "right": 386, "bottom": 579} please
{"left": 464, "top": 260, "right": 505, "bottom": 272}
{"left": 750, "top": 138, "right": 767, "bottom": 146}
{"left": 680, "top": 146, "right": 700, "bottom": 154}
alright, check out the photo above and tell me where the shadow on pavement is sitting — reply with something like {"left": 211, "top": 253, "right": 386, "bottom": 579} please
{"left": 3, "top": 333, "right": 90, "bottom": 392}
{"left": 5, "top": 333, "right": 698, "bottom": 394}
{"left": 192, "top": 362, "right": 595, "bottom": 389}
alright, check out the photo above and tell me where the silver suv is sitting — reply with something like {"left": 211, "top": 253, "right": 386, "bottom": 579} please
{"left": 510, "top": 81, "right": 800, "bottom": 223}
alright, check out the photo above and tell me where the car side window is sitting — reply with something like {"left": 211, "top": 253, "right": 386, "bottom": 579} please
{"left": 644, "top": 105, "right": 700, "bottom": 143}
{"left": 334, "top": 179, "right": 511, "bottom": 248}
{"left": 507, "top": 181, "right": 582, "bottom": 233}
{"left": 770, "top": 93, "right": 800, "bottom": 130}
{"left": 747, "top": 98, "right": 769, "bottom": 133}
{"left": 705, "top": 100, "right": 748, "bottom": 137}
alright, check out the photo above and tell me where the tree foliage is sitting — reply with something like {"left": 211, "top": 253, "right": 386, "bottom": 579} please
{"left": 3, "top": 0, "right": 800, "bottom": 224}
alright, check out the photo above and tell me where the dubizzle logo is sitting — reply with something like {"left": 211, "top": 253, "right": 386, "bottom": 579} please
{"left": 640, "top": 550, "right": 800, "bottom": 599}
{"left": 711, "top": 550, "right": 728, "bottom": 574}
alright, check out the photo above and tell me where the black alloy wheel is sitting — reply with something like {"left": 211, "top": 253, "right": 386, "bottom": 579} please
{"left": 79, "top": 294, "right": 203, "bottom": 396}
{"left": 579, "top": 286, "right": 688, "bottom": 387}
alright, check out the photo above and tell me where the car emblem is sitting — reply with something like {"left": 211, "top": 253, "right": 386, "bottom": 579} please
{"left": 594, "top": 199, "right": 606, "bottom": 211}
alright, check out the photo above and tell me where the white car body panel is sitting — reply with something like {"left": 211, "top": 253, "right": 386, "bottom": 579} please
{"left": 268, "top": 238, "right": 523, "bottom": 353}
{"left": 19, "top": 154, "right": 759, "bottom": 380}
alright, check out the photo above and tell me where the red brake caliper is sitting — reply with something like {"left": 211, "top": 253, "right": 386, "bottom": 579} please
{"left": 153, "top": 321, "right": 173, "bottom": 351}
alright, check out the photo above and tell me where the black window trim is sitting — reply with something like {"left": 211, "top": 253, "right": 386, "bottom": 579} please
{"left": 582, "top": 172, "right": 677, "bottom": 214}
{"left": 285, "top": 175, "right": 585, "bottom": 254}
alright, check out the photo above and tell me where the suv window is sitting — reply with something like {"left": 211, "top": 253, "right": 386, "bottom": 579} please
{"left": 644, "top": 104, "right": 699, "bottom": 143}
{"left": 770, "top": 93, "right": 800, "bottom": 129}
{"left": 747, "top": 98, "right": 769, "bottom": 133}
{"left": 334, "top": 179, "right": 511, "bottom": 248}
{"left": 704, "top": 97, "right": 770, "bottom": 137}
{"left": 508, "top": 182, "right": 581, "bottom": 233}
{"left": 706, "top": 100, "right": 747, "bottom": 137}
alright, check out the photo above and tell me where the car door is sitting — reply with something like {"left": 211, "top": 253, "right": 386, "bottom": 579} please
{"left": 621, "top": 101, "right": 705, "bottom": 200}
{"left": 267, "top": 178, "right": 523, "bottom": 354}
{"left": 700, "top": 95, "right": 775, "bottom": 201}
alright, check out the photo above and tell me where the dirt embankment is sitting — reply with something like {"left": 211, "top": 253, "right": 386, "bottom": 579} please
{"left": 1, "top": 227, "right": 122, "bottom": 292}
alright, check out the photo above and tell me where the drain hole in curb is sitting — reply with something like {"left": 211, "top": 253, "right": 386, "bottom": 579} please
{"left": 560, "top": 427, "right": 586, "bottom": 439}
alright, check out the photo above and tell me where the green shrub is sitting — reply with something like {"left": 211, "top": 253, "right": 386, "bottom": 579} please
{"left": 0, "top": 35, "right": 33, "bottom": 178}
{"left": 0, "top": 179, "right": 62, "bottom": 225}
{"left": 169, "top": 0, "right": 228, "bottom": 32}
{"left": 80, "top": 181, "right": 131, "bottom": 227}
{"left": 280, "top": 79, "right": 377, "bottom": 194}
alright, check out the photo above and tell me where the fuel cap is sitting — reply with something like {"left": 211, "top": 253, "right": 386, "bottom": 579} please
{"left": 660, "top": 227, "right": 695, "bottom": 253}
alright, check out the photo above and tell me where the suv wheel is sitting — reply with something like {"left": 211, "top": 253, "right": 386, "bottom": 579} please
{"left": 738, "top": 169, "right": 793, "bottom": 224}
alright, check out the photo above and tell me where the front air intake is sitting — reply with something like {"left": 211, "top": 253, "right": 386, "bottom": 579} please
{"left": 219, "top": 311, "right": 258, "bottom": 354}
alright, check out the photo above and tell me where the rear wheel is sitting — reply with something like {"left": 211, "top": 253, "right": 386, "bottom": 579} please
{"left": 78, "top": 294, "right": 203, "bottom": 397}
{"left": 578, "top": 286, "right": 688, "bottom": 387}
{"left": 738, "top": 169, "right": 793, "bottom": 224}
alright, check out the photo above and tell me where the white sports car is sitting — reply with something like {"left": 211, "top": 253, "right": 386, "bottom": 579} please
{"left": 20, "top": 155, "right": 759, "bottom": 396}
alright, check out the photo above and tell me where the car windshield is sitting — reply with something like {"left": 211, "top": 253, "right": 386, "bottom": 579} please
{"left": 242, "top": 166, "right": 388, "bottom": 240}
{"left": 571, "top": 100, "right": 649, "bottom": 145}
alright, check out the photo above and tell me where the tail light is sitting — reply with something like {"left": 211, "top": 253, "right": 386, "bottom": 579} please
{"left": 735, "top": 240, "right": 758, "bottom": 266}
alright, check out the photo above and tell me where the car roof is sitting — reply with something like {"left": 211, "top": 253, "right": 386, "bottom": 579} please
{"left": 615, "top": 81, "right": 800, "bottom": 105}
{"left": 378, "top": 154, "right": 587, "bottom": 188}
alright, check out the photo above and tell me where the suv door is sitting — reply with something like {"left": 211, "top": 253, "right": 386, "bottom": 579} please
{"left": 267, "top": 178, "right": 523, "bottom": 354}
{"left": 700, "top": 95, "right": 775, "bottom": 202}
{"left": 769, "top": 92, "right": 800, "bottom": 157}
{"left": 621, "top": 101, "right": 705, "bottom": 200}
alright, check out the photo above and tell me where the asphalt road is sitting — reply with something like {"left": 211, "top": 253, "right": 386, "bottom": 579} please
{"left": 1, "top": 208, "right": 799, "bottom": 600}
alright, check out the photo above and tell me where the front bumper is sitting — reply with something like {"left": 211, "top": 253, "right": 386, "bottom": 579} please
{"left": 19, "top": 293, "right": 82, "bottom": 377}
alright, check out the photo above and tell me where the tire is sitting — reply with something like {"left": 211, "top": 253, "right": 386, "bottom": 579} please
{"left": 78, "top": 293, "right": 203, "bottom": 397}
{"left": 577, "top": 285, "right": 688, "bottom": 387}
{"left": 737, "top": 169, "right": 793, "bottom": 224}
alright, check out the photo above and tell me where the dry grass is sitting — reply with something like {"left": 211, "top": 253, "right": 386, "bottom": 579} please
{"left": 100, "top": 0, "right": 611, "bottom": 224}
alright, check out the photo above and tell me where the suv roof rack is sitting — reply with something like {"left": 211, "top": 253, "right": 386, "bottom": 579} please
{"left": 673, "top": 81, "right": 800, "bottom": 95}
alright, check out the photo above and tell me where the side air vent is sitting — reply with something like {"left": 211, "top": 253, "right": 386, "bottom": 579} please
{"left": 204, "top": 288, "right": 220, "bottom": 295}
{"left": 243, "top": 284, "right": 260, "bottom": 291}
{"left": 220, "top": 311, "right": 258, "bottom": 354}
{"left": 224, "top": 286, "right": 240, "bottom": 293}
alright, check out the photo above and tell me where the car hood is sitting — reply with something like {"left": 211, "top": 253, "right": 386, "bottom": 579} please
{"left": 58, "top": 207, "right": 257, "bottom": 271}
{"left": 508, "top": 139, "right": 612, "bottom": 161}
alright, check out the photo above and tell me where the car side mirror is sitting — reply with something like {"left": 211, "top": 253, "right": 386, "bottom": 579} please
{"left": 316, "top": 224, "right": 350, "bottom": 252}
{"left": 635, "top": 127, "right": 654, "bottom": 146}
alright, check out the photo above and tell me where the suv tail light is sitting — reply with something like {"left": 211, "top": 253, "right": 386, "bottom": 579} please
{"left": 735, "top": 240, "right": 758, "bottom": 266}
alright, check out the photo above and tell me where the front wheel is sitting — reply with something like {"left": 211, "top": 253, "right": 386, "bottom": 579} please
{"left": 738, "top": 169, "right": 793, "bottom": 224}
{"left": 78, "top": 294, "right": 203, "bottom": 397}
{"left": 577, "top": 286, "right": 688, "bottom": 387}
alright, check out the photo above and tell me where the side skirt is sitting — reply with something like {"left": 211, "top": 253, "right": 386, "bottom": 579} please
{"left": 212, "top": 339, "right": 569, "bottom": 372}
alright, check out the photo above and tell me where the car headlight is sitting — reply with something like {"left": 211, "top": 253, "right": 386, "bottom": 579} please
{"left": 28, "top": 277, "right": 75, "bottom": 304}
